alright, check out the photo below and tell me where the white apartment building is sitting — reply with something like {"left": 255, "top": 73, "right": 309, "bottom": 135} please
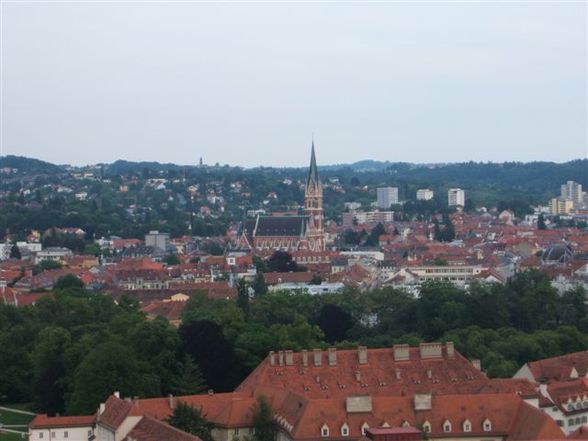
{"left": 448, "top": 188, "right": 465, "bottom": 207}
{"left": 376, "top": 187, "right": 399, "bottom": 209}
{"left": 416, "top": 189, "right": 434, "bottom": 200}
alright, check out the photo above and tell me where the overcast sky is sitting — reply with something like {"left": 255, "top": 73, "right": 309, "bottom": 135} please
{"left": 1, "top": 1, "right": 586, "bottom": 167}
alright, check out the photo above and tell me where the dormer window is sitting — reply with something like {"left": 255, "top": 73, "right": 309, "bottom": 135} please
{"left": 341, "top": 423, "right": 349, "bottom": 437}
{"left": 401, "top": 421, "right": 410, "bottom": 428}
{"left": 463, "top": 419, "right": 472, "bottom": 432}
{"left": 483, "top": 418, "right": 492, "bottom": 432}
{"left": 443, "top": 419, "right": 452, "bottom": 433}
{"left": 422, "top": 421, "right": 431, "bottom": 433}
{"left": 321, "top": 424, "right": 329, "bottom": 437}
{"left": 361, "top": 423, "right": 369, "bottom": 436}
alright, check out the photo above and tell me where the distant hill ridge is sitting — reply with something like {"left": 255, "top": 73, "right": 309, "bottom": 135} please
{"left": 1, "top": 155, "right": 587, "bottom": 189}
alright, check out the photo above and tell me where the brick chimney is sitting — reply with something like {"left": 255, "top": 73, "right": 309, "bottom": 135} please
{"left": 328, "top": 348, "right": 337, "bottom": 366}
{"left": 285, "top": 350, "right": 294, "bottom": 366}
{"left": 393, "top": 344, "right": 410, "bottom": 361}
{"left": 269, "top": 351, "right": 275, "bottom": 366}
{"left": 446, "top": 342, "right": 455, "bottom": 358}
{"left": 313, "top": 348, "right": 322, "bottom": 366}
{"left": 419, "top": 342, "right": 442, "bottom": 359}
{"left": 168, "top": 394, "right": 175, "bottom": 409}
{"left": 278, "top": 350, "right": 284, "bottom": 366}
{"left": 302, "top": 349, "right": 308, "bottom": 367}
{"left": 358, "top": 346, "right": 368, "bottom": 364}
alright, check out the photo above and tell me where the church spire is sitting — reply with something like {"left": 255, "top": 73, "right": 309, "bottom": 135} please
{"left": 307, "top": 141, "right": 320, "bottom": 189}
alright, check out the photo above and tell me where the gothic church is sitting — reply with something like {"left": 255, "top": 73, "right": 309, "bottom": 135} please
{"left": 239, "top": 143, "right": 325, "bottom": 252}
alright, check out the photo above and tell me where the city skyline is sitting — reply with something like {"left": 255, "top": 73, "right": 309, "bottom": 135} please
{"left": 1, "top": 2, "right": 586, "bottom": 167}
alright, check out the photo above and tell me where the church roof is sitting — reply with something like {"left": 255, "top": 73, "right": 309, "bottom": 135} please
{"left": 306, "top": 142, "right": 320, "bottom": 189}
{"left": 255, "top": 216, "right": 307, "bottom": 237}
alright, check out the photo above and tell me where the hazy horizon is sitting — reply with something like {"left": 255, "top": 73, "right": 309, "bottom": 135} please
{"left": 1, "top": 2, "right": 587, "bottom": 167}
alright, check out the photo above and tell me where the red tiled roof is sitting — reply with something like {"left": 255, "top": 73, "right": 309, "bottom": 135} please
{"left": 30, "top": 414, "right": 95, "bottom": 429}
{"left": 97, "top": 395, "right": 135, "bottom": 430}
{"left": 236, "top": 346, "right": 491, "bottom": 399}
{"left": 526, "top": 351, "right": 588, "bottom": 383}
{"left": 142, "top": 301, "right": 186, "bottom": 321}
{"left": 263, "top": 272, "right": 314, "bottom": 285}
{"left": 122, "top": 416, "right": 201, "bottom": 441}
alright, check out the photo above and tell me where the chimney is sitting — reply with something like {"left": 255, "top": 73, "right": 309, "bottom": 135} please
{"left": 302, "top": 349, "right": 309, "bottom": 367}
{"left": 208, "top": 389, "right": 214, "bottom": 395}
{"left": 168, "top": 394, "right": 175, "bottom": 409}
{"left": 426, "top": 369, "right": 433, "bottom": 379}
{"left": 114, "top": 391, "right": 120, "bottom": 399}
{"left": 472, "top": 359, "right": 481, "bottom": 370}
{"left": 355, "top": 371, "right": 361, "bottom": 382}
{"left": 99, "top": 403, "right": 106, "bottom": 415}
{"left": 446, "top": 342, "right": 455, "bottom": 358}
{"left": 313, "top": 349, "right": 322, "bottom": 366}
{"left": 419, "top": 342, "right": 442, "bottom": 359}
{"left": 358, "top": 346, "right": 368, "bottom": 365}
{"left": 285, "top": 350, "right": 294, "bottom": 366}
{"left": 269, "top": 351, "right": 275, "bottom": 366}
{"left": 278, "top": 350, "right": 284, "bottom": 366}
{"left": 328, "top": 348, "right": 337, "bottom": 366}
{"left": 395, "top": 369, "right": 401, "bottom": 380}
{"left": 393, "top": 344, "right": 410, "bottom": 361}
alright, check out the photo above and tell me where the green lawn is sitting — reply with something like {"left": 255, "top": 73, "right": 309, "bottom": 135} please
{"left": 0, "top": 406, "right": 33, "bottom": 441}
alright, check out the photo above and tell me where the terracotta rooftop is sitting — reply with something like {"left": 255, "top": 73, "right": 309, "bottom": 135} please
{"left": 30, "top": 414, "right": 95, "bottom": 429}
{"left": 122, "top": 416, "right": 201, "bottom": 441}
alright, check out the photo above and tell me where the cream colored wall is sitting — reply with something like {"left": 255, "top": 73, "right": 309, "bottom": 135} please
{"left": 30, "top": 426, "right": 93, "bottom": 441}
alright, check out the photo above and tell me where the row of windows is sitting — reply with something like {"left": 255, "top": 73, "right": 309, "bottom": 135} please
{"left": 38, "top": 430, "right": 92, "bottom": 439}
{"left": 568, "top": 415, "right": 588, "bottom": 426}
{"left": 319, "top": 419, "right": 492, "bottom": 437}
{"left": 566, "top": 400, "right": 588, "bottom": 411}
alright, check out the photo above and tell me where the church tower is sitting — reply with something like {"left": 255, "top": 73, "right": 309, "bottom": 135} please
{"left": 304, "top": 142, "right": 325, "bottom": 251}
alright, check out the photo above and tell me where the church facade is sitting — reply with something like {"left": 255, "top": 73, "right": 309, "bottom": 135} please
{"left": 239, "top": 143, "right": 325, "bottom": 252}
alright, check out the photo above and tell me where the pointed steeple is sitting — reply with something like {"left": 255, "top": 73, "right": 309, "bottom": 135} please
{"left": 306, "top": 141, "right": 320, "bottom": 189}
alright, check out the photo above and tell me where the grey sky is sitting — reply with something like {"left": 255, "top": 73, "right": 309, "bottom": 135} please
{"left": 1, "top": 1, "right": 586, "bottom": 167}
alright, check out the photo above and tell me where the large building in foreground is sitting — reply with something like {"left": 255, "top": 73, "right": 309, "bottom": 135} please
{"left": 32, "top": 343, "right": 565, "bottom": 441}
{"left": 239, "top": 143, "right": 325, "bottom": 252}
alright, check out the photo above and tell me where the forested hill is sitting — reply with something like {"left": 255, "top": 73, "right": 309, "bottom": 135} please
{"left": 0, "top": 155, "right": 65, "bottom": 174}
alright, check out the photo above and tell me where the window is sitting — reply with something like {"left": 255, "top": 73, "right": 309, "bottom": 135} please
{"left": 321, "top": 424, "right": 329, "bottom": 438}
{"left": 51, "top": 432, "right": 55, "bottom": 439}
{"left": 568, "top": 419, "right": 574, "bottom": 426}
{"left": 64, "top": 431, "right": 68, "bottom": 438}
{"left": 235, "top": 428, "right": 240, "bottom": 436}
{"left": 88, "top": 430, "right": 92, "bottom": 437}
{"left": 483, "top": 418, "right": 492, "bottom": 432}
{"left": 39, "top": 434, "right": 44, "bottom": 440}
{"left": 463, "top": 420, "right": 471, "bottom": 432}
{"left": 556, "top": 420, "right": 564, "bottom": 427}
{"left": 443, "top": 420, "right": 452, "bottom": 433}
{"left": 422, "top": 422, "right": 431, "bottom": 433}
{"left": 341, "top": 424, "right": 349, "bottom": 437}
{"left": 361, "top": 423, "right": 369, "bottom": 436}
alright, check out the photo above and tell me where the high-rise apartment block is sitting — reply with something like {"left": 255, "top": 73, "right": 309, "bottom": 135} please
{"left": 560, "top": 181, "right": 583, "bottom": 206}
{"left": 448, "top": 188, "right": 465, "bottom": 207}
{"left": 416, "top": 189, "right": 434, "bottom": 200}
{"left": 376, "top": 187, "right": 399, "bottom": 209}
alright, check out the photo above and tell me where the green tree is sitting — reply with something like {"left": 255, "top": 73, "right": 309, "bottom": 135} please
{"left": 54, "top": 274, "right": 85, "bottom": 291}
{"left": 251, "top": 395, "right": 277, "bottom": 441}
{"left": 171, "top": 355, "right": 207, "bottom": 396}
{"left": 167, "top": 401, "right": 216, "bottom": 441}
{"left": 67, "top": 341, "right": 157, "bottom": 414}
{"left": 165, "top": 253, "right": 181, "bottom": 266}
{"left": 10, "top": 244, "right": 21, "bottom": 259}
{"left": 537, "top": 213, "right": 547, "bottom": 230}
{"left": 253, "top": 273, "right": 268, "bottom": 297}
